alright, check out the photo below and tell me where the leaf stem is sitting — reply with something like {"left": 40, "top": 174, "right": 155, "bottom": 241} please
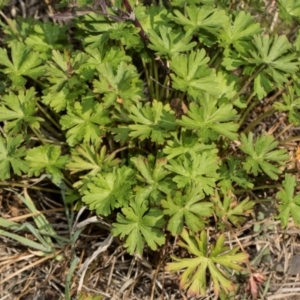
{"left": 279, "top": 135, "right": 300, "bottom": 144}
{"left": 238, "top": 91, "right": 255, "bottom": 127}
{"left": 154, "top": 60, "right": 159, "bottom": 100}
{"left": 142, "top": 58, "right": 151, "bottom": 97}
{"left": 0, "top": 181, "right": 61, "bottom": 193}
{"left": 231, "top": 65, "right": 265, "bottom": 104}
{"left": 30, "top": 125, "right": 46, "bottom": 145}
{"left": 275, "top": 123, "right": 294, "bottom": 139}
{"left": 0, "top": 11, "right": 22, "bottom": 42}
{"left": 235, "top": 184, "right": 279, "bottom": 194}
{"left": 242, "top": 107, "right": 275, "bottom": 135}
{"left": 36, "top": 102, "right": 61, "bottom": 129}
{"left": 209, "top": 48, "right": 221, "bottom": 68}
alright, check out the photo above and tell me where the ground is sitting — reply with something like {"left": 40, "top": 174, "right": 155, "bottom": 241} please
{"left": 1, "top": 0, "right": 300, "bottom": 299}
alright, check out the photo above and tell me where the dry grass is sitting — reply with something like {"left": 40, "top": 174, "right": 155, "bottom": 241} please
{"left": 2, "top": 187, "right": 300, "bottom": 299}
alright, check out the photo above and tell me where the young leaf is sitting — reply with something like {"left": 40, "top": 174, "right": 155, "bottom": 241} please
{"left": 170, "top": 5, "right": 227, "bottom": 45}
{"left": 42, "top": 50, "right": 91, "bottom": 111}
{"left": 161, "top": 188, "right": 212, "bottom": 235}
{"left": 166, "top": 152, "right": 219, "bottom": 194}
{"left": 0, "top": 42, "right": 45, "bottom": 86}
{"left": 240, "top": 132, "right": 288, "bottom": 180}
{"left": 112, "top": 195, "right": 165, "bottom": 254}
{"left": 45, "top": 50, "right": 90, "bottom": 94}
{"left": 25, "top": 22, "right": 69, "bottom": 56}
{"left": 60, "top": 99, "right": 110, "bottom": 146}
{"left": 131, "top": 156, "right": 173, "bottom": 203}
{"left": 170, "top": 0, "right": 202, "bottom": 7}
{"left": 171, "top": 5, "right": 226, "bottom": 33}
{"left": 170, "top": 50, "right": 221, "bottom": 98}
{"left": 148, "top": 26, "right": 197, "bottom": 57}
{"left": 111, "top": 126, "right": 132, "bottom": 144}
{"left": 163, "top": 130, "right": 217, "bottom": 160}
{"left": 76, "top": 12, "right": 143, "bottom": 49}
{"left": 67, "top": 144, "right": 120, "bottom": 176}
{"left": 1, "top": 17, "right": 36, "bottom": 44}
{"left": 277, "top": 174, "right": 300, "bottom": 227}
{"left": 278, "top": 0, "right": 300, "bottom": 23}
{"left": 211, "top": 190, "right": 255, "bottom": 229}
{"left": 249, "top": 35, "right": 297, "bottom": 75}
{"left": 86, "top": 44, "right": 131, "bottom": 69}
{"left": 177, "top": 98, "right": 239, "bottom": 142}
{"left": 216, "top": 72, "right": 245, "bottom": 108}
{"left": 128, "top": 100, "right": 177, "bottom": 144}
{"left": 246, "top": 35, "right": 298, "bottom": 99}
{"left": 82, "top": 167, "right": 135, "bottom": 216}
{"left": 66, "top": 144, "right": 120, "bottom": 189}
{"left": 108, "top": 22, "right": 141, "bottom": 49}
{"left": 218, "top": 11, "right": 261, "bottom": 56}
{"left": 26, "top": 145, "right": 69, "bottom": 183}
{"left": 166, "top": 229, "right": 248, "bottom": 296}
{"left": 42, "top": 89, "right": 73, "bottom": 113}
{"left": 218, "top": 156, "right": 254, "bottom": 191}
{"left": 0, "top": 135, "right": 28, "bottom": 180}
{"left": 93, "top": 62, "right": 143, "bottom": 108}
{"left": 0, "top": 87, "right": 44, "bottom": 134}
{"left": 274, "top": 86, "right": 300, "bottom": 125}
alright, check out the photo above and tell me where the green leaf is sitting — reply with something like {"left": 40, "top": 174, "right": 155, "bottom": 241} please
{"left": 171, "top": 6, "right": 226, "bottom": 33}
{"left": 67, "top": 144, "right": 120, "bottom": 189}
{"left": 245, "top": 35, "right": 298, "bottom": 99}
{"left": 26, "top": 145, "right": 69, "bottom": 183}
{"left": 218, "top": 11, "right": 261, "bottom": 56}
{"left": 162, "top": 188, "right": 212, "bottom": 235}
{"left": 111, "top": 126, "right": 132, "bottom": 144}
{"left": 25, "top": 22, "right": 69, "bottom": 56}
{"left": 93, "top": 61, "right": 143, "bottom": 108}
{"left": 0, "top": 42, "right": 45, "bottom": 86}
{"left": 166, "top": 229, "right": 248, "bottom": 296}
{"left": 128, "top": 100, "right": 177, "bottom": 144}
{"left": 278, "top": 0, "right": 300, "bottom": 23}
{"left": 82, "top": 167, "right": 135, "bottom": 216}
{"left": 0, "top": 135, "right": 28, "bottom": 180}
{"left": 108, "top": 22, "right": 141, "bottom": 49}
{"left": 0, "top": 87, "right": 43, "bottom": 133}
{"left": 277, "top": 174, "right": 300, "bottom": 227}
{"left": 0, "top": 0, "right": 10, "bottom": 9}
{"left": 218, "top": 156, "right": 254, "bottom": 191}
{"left": 60, "top": 99, "right": 110, "bottom": 146}
{"left": 148, "top": 26, "right": 197, "bottom": 57}
{"left": 85, "top": 44, "right": 131, "bottom": 69}
{"left": 112, "top": 196, "right": 165, "bottom": 254}
{"left": 216, "top": 72, "right": 245, "bottom": 108}
{"left": 274, "top": 86, "right": 300, "bottom": 125}
{"left": 131, "top": 156, "right": 173, "bottom": 203}
{"left": 249, "top": 35, "right": 297, "bottom": 73}
{"left": 177, "top": 98, "right": 239, "bottom": 142}
{"left": 171, "top": 5, "right": 227, "bottom": 45}
{"left": 1, "top": 17, "right": 36, "bottom": 44}
{"left": 212, "top": 190, "right": 255, "bottom": 229}
{"left": 43, "top": 50, "right": 91, "bottom": 111}
{"left": 41, "top": 89, "right": 73, "bottom": 113}
{"left": 67, "top": 144, "right": 120, "bottom": 176}
{"left": 170, "top": 50, "right": 221, "bottom": 98}
{"left": 240, "top": 132, "right": 288, "bottom": 180}
{"left": 170, "top": 0, "right": 205, "bottom": 7}
{"left": 166, "top": 152, "right": 219, "bottom": 194}
{"left": 163, "top": 130, "right": 217, "bottom": 160}
{"left": 77, "top": 11, "right": 143, "bottom": 49}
